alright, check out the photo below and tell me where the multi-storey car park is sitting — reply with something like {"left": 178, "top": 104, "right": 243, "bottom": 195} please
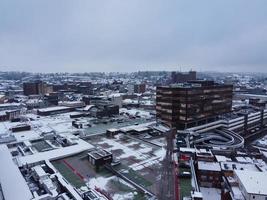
{"left": 173, "top": 104, "right": 267, "bottom": 200}
{"left": 184, "top": 105, "right": 267, "bottom": 149}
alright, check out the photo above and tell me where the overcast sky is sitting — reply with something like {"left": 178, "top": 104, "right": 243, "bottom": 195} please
{"left": 1, "top": 0, "right": 267, "bottom": 73}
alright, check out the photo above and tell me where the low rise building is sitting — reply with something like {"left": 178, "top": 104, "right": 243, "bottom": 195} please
{"left": 37, "top": 106, "right": 75, "bottom": 116}
{"left": 235, "top": 170, "right": 267, "bottom": 200}
{"left": 197, "top": 161, "right": 222, "bottom": 188}
{"left": 88, "top": 148, "right": 112, "bottom": 169}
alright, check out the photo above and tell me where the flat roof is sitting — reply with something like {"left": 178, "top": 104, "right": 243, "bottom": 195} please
{"left": 18, "top": 139, "right": 93, "bottom": 166}
{"left": 107, "top": 128, "right": 119, "bottom": 132}
{"left": 83, "top": 105, "right": 96, "bottom": 111}
{"left": 236, "top": 156, "right": 253, "bottom": 163}
{"left": 84, "top": 119, "right": 155, "bottom": 135}
{"left": 33, "top": 165, "right": 47, "bottom": 177}
{"left": 158, "top": 82, "right": 232, "bottom": 89}
{"left": 119, "top": 121, "right": 154, "bottom": 133}
{"left": 215, "top": 155, "right": 232, "bottom": 162}
{"left": 235, "top": 170, "right": 267, "bottom": 195}
{"left": 38, "top": 106, "right": 71, "bottom": 112}
{"left": 220, "top": 161, "right": 259, "bottom": 172}
{"left": 88, "top": 149, "right": 111, "bottom": 159}
{"left": 198, "top": 161, "right": 221, "bottom": 172}
{"left": 200, "top": 187, "right": 221, "bottom": 200}
{"left": 179, "top": 147, "right": 196, "bottom": 153}
{"left": 0, "top": 103, "right": 21, "bottom": 108}
{"left": 0, "top": 145, "right": 32, "bottom": 200}
{"left": 236, "top": 93, "right": 267, "bottom": 98}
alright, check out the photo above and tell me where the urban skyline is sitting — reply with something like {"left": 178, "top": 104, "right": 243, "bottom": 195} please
{"left": 1, "top": 1, "right": 267, "bottom": 200}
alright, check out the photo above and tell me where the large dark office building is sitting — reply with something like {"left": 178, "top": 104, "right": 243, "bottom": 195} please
{"left": 134, "top": 83, "right": 146, "bottom": 93}
{"left": 52, "top": 81, "right": 92, "bottom": 95}
{"left": 156, "top": 80, "right": 233, "bottom": 129}
{"left": 23, "top": 80, "right": 46, "bottom": 96}
{"left": 171, "top": 70, "right": 197, "bottom": 83}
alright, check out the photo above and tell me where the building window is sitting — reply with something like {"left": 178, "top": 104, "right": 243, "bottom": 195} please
{"left": 200, "top": 175, "right": 207, "bottom": 181}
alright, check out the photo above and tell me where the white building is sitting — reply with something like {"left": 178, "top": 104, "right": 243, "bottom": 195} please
{"left": 110, "top": 95, "right": 123, "bottom": 108}
{"left": 235, "top": 170, "right": 267, "bottom": 200}
{"left": 59, "top": 101, "right": 85, "bottom": 108}
{"left": 127, "top": 84, "right": 134, "bottom": 94}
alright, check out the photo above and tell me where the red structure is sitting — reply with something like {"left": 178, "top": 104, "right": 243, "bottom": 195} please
{"left": 174, "top": 161, "right": 180, "bottom": 200}
{"left": 63, "top": 159, "right": 85, "bottom": 180}
{"left": 158, "top": 129, "right": 179, "bottom": 200}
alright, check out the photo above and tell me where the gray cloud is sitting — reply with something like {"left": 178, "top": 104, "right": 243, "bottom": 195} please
{"left": 1, "top": 0, "right": 267, "bottom": 72}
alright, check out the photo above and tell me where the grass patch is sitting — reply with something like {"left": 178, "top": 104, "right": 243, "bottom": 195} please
{"left": 113, "top": 164, "right": 152, "bottom": 188}
{"left": 179, "top": 166, "right": 192, "bottom": 198}
{"left": 122, "top": 169, "right": 152, "bottom": 188}
{"left": 52, "top": 161, "right": 85, "bottom": 188}
{"left": 180, "top": 177, "right": 192, "bottom": 198}
{"left": 109, "top": 179, "right": 133, "bottom": 192}
{"left": 97, "top": 167, "right": 113, "bottom": 177}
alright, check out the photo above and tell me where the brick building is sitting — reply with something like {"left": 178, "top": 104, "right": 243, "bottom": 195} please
{"left": 156, "top": 80, "right": 233, "bottom": 129}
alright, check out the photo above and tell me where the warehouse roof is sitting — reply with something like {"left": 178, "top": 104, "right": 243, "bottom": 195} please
{"left": 38, "top": 106, "right": 71, "bottom": 112}
{"left": 198, "top": 161, "right": 221, "bottom": 172}
{"left": 0, "top": 145, "right": 32, "bottom": 200}
{"left": 18, "top": 139, "right": 93, "bottom": 166}
{"left": 235, "top": 170, "right": 267, "bottom": 195}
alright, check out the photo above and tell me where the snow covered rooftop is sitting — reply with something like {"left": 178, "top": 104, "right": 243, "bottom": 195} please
{"left": 108, "top": 93, "right": 123, "bottom": 98}
{"left": 151, "top": 124, "right": 170, "bottom": 133}
{"left": 231, "top": 186, "right": 245, "bottom": 200}
{"left": 0, "top": 103, "right": 21, "bottom": 108}
{"left": 38, "top": 106, "right": 71, "bottom": 112}
{"left": 119, "top": 108, "right": 151, "bottom": 118}
{"left": 236, "top": 156, "right": 253, "bottom": 163}
{"left": 179, "top": 147, "right": 196, "bottom": 153}
{"left": 220, "top": 161, "right": 259, "bottom": 172}
{"left": 200, "top": 187, "right": 221, "bottom": 200}
{"left": 198, "top": 161, "right": 221, "bottom": 172}
{"left": 83, "top": 105, "right": 96, "bottom": 111}
{"left": 235, "top": 170, "right": 267, "bottom": 195}
{"left": 0, "top": 145, "right": 32, "bottom": 200}
{"left": 119, "top": 121, "right": 154, "bottom": 133}
{"left": 17, "top": 139, "right": 93, "bottom": 166}
{"left": 215, "top": 155, "right": 232, "bottom": 162}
